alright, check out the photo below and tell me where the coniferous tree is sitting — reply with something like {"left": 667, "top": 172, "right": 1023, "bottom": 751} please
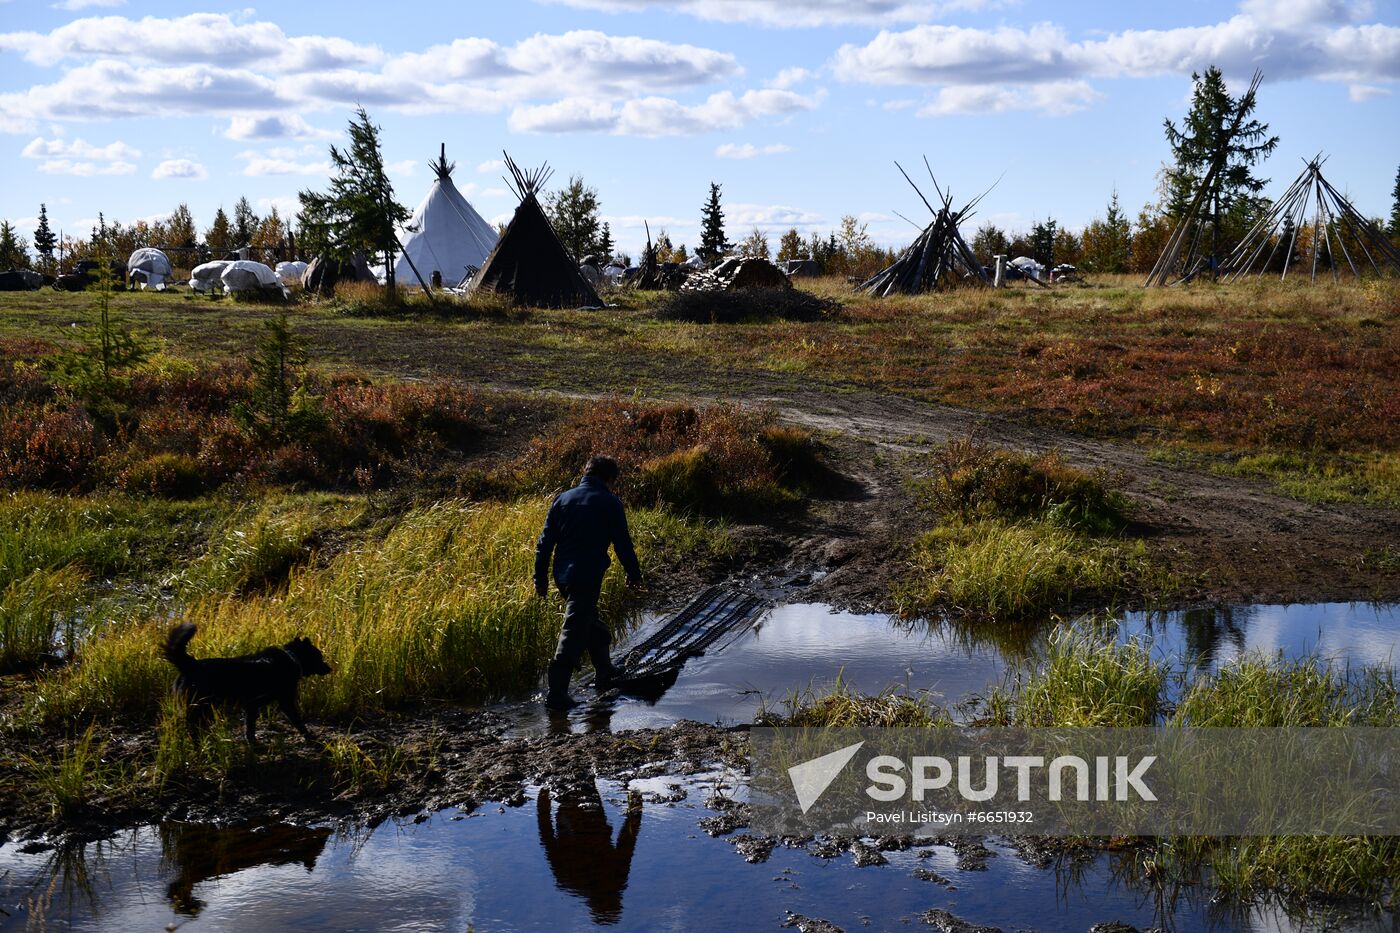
{"left": 597, "top": 222, "right": 615, "bottom": 264}
{"left": 232, "top": 197, "right": 260, "bottom": 249}
{"left": 33, "top": 204, "right": 56, "bottom": 272}
{"left": 1030, "top": 219, "right": 1058, "bottom": 268}
{"left": 1164, "top": 66, "right": 1278, "bottom": 269}
{"left": 205, "top": 207, "right": 233, "bottom": 256}
{"left": 1389, "top": 163, "right": 1400, "bottom": 238}
{"left": 698, "top": 182, "right": 729, "bottom": 264}
{"left": 0, "top": 222, "right": 29, "bottom": 270}
{"left": 167, "top": 203, "right": 198, "bottom": 250}
{"left": 297, "top": 107, "right": 408, "bottom": 292}
{"left": 776, "top": 227, "right": 803, "bottom": 262}
{"left": 1080, "top": 190, "right": 1133, "bottom": 273}
{"left": 545, "top": 175, "right": 602, "bottom": 261}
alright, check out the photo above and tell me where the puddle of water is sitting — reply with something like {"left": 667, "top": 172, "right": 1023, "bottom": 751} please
{"left": 1120, "top": 602, "right": 1400, "bottom": 671}
{"left": 515, "top": 603, "right": 1009, "bottom": 733}
{"left": 527, "top": 601, "right": 1399, "bottom": 735}
{"left": 2, "top": 780, "right": 1387, "bottom": 933}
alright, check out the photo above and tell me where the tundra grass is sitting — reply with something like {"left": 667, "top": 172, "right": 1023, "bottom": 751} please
{"left": 779, "top": 632, "right": 1400, "bottom": 904}
{"left": 25, "top": 497, "right": 729, "bottom": 725}
{"left": 895, "top": 517, "right": 1170, "bottom": 622}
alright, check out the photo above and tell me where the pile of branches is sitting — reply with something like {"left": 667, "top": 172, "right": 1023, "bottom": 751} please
{"left": 681, "top": 257, "right": 792, "bottom": 293}
{"left": 655, "top": 287, "right": 838, "bottom": 324}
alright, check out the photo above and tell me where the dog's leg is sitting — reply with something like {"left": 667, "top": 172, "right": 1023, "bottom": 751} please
{"left": 244, "top": 706, "right": 259, "bottom": 746}
{"left": 278, "top": 695, "right": 315, "bottom": 742}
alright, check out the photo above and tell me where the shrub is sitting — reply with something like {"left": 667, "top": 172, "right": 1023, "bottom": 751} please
{"left": 655, "top": 287, "right": 840, "bottom": 324}
{"left": 514, "top": 398, "right": 814, "bottom": 515}
{"left": 0, "top": 402, "right": 102, "bottom": 490}
{"left": 119, "top": 453, "right": 207, "bottom": 499}
{"left": 918, "top": 437, "right": 1129, "bottom": 533}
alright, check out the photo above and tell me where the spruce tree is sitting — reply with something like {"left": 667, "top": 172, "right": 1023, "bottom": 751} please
{"left": 205, "top": 207, "right": 233, "bottom": 256}
{"left": 233, "top": 197, "right": 260, "bottom": 249}
{"left": 597, "top": 222, "right": 614, "bottom": 264}
{"left": 545, "top": 175, "right": 602, "bottom": 261}
{"left": 297, "top": 107, "right": 408, "bottom": 292}
{"left": 1389, "top": 163, "right": 1400, "bottom": 238}
{"left": 0, "top": 222, "right": 29, "bottom": 270}
{"left": 33, "top": 204, "right": 56, "bottom": 272}
{"left": 1164, "top": 67, "right": 1278, "bottom": 269}
{"left": 698, "top": 182, "right": 729, "bottom": 264}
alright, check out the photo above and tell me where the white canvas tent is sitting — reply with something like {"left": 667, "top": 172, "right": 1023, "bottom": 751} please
{"left": 393, "top": 144, "right": 498, "bottom": 288}
{"left": 128, "top": 248, "right": 173, "bottom": 290}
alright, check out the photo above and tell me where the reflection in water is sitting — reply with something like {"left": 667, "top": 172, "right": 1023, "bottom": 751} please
{"left": 159, "top": 822, "right": 333, "bottom": 915}
{"left": 536, "top": 784, "right": 641, "bottom": 925}
{"left": 1176, "top": 606, "right": 1248, "bottom": 666}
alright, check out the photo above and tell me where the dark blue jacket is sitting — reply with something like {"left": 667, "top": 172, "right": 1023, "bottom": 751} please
{"left": 535, "top": 476, "right": 642, "bottom": 591}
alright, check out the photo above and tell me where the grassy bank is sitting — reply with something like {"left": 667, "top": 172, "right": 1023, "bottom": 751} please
{"left": 4, "top": 276, "right": 1394, "bottom": 504}
{"left": 895, "top": 440, "right": 1176, "bottom": 622}
{"left": 770, "top": 631, "right": 1400, "bottom": 905}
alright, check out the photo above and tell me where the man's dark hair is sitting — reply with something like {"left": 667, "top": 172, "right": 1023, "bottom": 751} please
{"left": 584, "top": 455, "right": 620, "bottom": 484}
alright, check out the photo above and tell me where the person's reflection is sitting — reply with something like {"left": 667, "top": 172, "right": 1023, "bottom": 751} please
{"left": 536, "top": 782, "right": 642, "bottom": 924}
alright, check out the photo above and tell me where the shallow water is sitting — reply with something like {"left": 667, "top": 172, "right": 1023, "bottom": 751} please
{"left": 1120, "top": 602, "right": 1400, "bottom": 671}
{"left": 2, "top": 778, "right": 1388, "bottom": 933}
{"left": 5, "top": 600, "right": 1397, "bottom": 931}
{"left": 525, "top": 600, "right": 1400, "bottom": 734}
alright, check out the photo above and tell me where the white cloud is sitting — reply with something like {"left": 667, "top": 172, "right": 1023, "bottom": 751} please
{"left": 0, "top": 16, "right": 799, "bottom": 138}
{"left": 917, "top": 80, "right": 1102, "bottom": 116}
{"left": 223, "top": 114, "right": 334, "bottom": 140}
{"left": 833, "top": 3, "right": 1400, "bottom": 95}
{"left": 729, "top": 203, "right": 824, "bottom": 226}
{"left": 512, "top": 88, "right": 820, "bottom": 136}
{"left": 1348, "top": 82, "right": 1391, "bottom": 100}
{"left": 387, "top": 159, "right": 416, "bottom": 176}
{"left": 239, "top": 154, "right": 332, "bottom": 176}
{"left": 52, "top": 0, "right": 126, "bottom": 10}
{"left": 21, "top": 135, "right": 139, "bottom": 160}
{"left": 543, "top": 0, "right": 994, "bottom": 27}
{"left": 1, "top": 12, "right": 383, "bottom": 71}
{"left": 256, "top": 196, "right": 299, "bottom": 217}
{"left": 151, "top": 158, "right": 206, "bottom": 179}
{"left": 715, "top": 142, "right": 792, "bottom": 158}
{"left": 769, "top": 67, "right": 813, "bottom": 89}
{"left": 37, "top": 158, "right": 135, "bottom": 175}
{"left": 476, "top": 159, "right": 505, "bottom": 173}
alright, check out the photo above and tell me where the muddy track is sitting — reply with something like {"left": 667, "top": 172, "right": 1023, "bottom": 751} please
{"left": 749, "top": 388, "right": 1400, "bottom": 606}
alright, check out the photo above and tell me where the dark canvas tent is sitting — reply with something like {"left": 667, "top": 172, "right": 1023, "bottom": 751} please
{"left": 468, "top": 154, "right": 602, "bottom": 308}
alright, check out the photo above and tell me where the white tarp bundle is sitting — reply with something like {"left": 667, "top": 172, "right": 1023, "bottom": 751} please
{"left": 127, "top": 248, "right": 173, "bottom": 290}
{"left": 189, "top": 260, "right": 230, "bottom": 293}
{"left": 393, "top": 152, "right": 499, "bottom": 288}
{"left": 1009, "top": 256, "right": 1045, "bottom": 280}
{"left": 221, "top": 260, "right": 282, "bottom": 294}
{"left": 275, "top": 260, "right": 308, "bottom": 286}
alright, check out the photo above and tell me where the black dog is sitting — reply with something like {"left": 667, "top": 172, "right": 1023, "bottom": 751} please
{"left": 164, "top": 623, "right": 332, "bottom": 744}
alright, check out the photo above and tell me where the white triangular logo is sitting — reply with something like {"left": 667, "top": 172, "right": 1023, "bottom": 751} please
{"left": 788, "top": 741, "right": 865, "bottom": 813}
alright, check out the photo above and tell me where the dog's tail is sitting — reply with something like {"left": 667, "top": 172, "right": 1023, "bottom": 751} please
{"left": 164, "top": 622, "right": 198, "bottom": 672}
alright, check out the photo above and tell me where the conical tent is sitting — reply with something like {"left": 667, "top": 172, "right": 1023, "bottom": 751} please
{"left": 858, "top": 159, "right": 991, "bottom": 296}
{"left": 393, "top": 145, "right": 499, "bottom": 288}
{"left": 468, "top": 154, "right": 602, "bottom": 307}
{"left": 1217, "top": 155, "right": 1400, "bottom": 282}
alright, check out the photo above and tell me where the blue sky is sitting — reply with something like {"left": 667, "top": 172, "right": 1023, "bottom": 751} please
{"left": 1, "top": 0, "right": 1397, "bottom": 257}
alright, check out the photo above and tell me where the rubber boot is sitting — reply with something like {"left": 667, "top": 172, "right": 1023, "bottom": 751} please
{"left": 544, "top": 658, "right": 578, "bottom": 710}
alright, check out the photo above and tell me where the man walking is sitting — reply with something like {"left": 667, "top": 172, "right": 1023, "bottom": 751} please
{"left": 535, "top": 455, "right": 642, "bottom": 710}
